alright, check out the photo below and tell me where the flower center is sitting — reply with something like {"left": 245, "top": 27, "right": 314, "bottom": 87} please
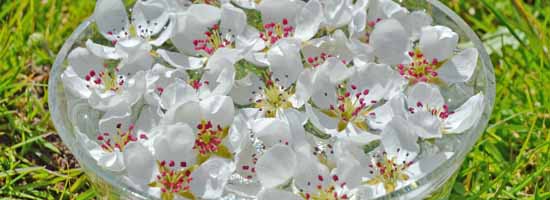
{"left": 254, "top": 80, "right": 294, "bottom": 118}
{"left": 189, "top": 79, "right": 209, "bottom": 91}
{"left": 321, "top": 85, "right": 375, "bottom": 132}
{"left": 149, "top": 160, "right": 195, "bottom": 200}
{"left": 365, "top": 149, "right": 413, "bottom": 192}
{"left": 193, "top": 24, "right": 233, "bottom": 56}
{"left": 260, "top": 18, "right": 294, "bottom": 47}
{"left": 96, "top": 123, "right": 147, "bottom": 152}
{"left": 307, "top": 53, "right": 348, "bottom": 68}
{"left": 193, "top": 120, "right": 227, "bottom": 155}
{"left": 398, "top": 50, "right": 441, "bottom": 84}
{"left": 85, "top": 64, "right": 125, "bottom": 92}
{"left": 301, "top": 175, "right": 349, "bottom": 200}
{"left": 191, "top": 0, "right": 220, "bottom": 6}
{"left": 408, "top": 101, "right": 453, "bottom": 120}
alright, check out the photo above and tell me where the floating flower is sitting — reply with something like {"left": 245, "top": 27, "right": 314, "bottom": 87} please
{"left": 361, "top": 116, "right": 454, "bottom": 196}
{"left": 305, "top": 62, "right": 405, "bottom": 140}
{"left": 61, "top": 47, "right": 147, "bottom": 111}
{"left": 403, "top": 83, "right": 485, "bottom": 138}
{"left": 231, "top": 39, "right": 304, "bottom": 117}
{"left": 244, "top": 0, "right": 323, "bottom": 66}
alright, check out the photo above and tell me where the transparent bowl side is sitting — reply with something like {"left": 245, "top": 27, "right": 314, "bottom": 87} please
{"left": 47, "top": 0, "right": 495, "bottom": 199}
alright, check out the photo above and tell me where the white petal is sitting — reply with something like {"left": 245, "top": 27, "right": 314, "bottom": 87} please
{"left": 232, "top": 0, "right": 258, "bottom": 9}
{"left": 370, "top": 19, "right": 410, "bottom": 65}
{"left": 88, "top": 89, "right": 122, "bottom": 111}
{"left": 200, "top": 95, "right": 235, "bottom": 127}
{"left": 267, "top": 39, "right": 304, "bottom": 89}
{"left": 258, "top": 0, "right": 305, "bottom": 25}
{"left": 171, "top": 5, "right": 221, "bottom": 55}
{"left": 310, "top": 77, "right": 338, "bottom": 109}
{"left": 201, "top": 49, "right": 240, "bottom": 97}
{"left": 230, "top": 73, "right": 264, "bottom": 105}
{"left": 160, "top": 79, "right": 198, "bottom": 110}
{"left": 255, "top": 144, "right": 297, "bottom": 188}
{"left": 399, "top": 11, "right": 433, "bottom": 40}
{"left": 220, "top": 3, "right": 247, "bottom": 35}
{"left": 245, "top": 52, "right": 270, "bottom": 67}
{"left": 349, "top": 63, "right": 406, "bottom": 101}
{"left": 163, "top": 101, "right": 202, "bottom": 126}
{"left": 438, "top": 48, "right": 479, "bottom": 83}
{"left": 317, "top": 57, "right": 353, "bottom": 84}
{"left": 98, "top": 150, "right": 126, "bottom": 171}
{"left": 93, "top": 0, "right": 129, "bottom": 41}
{"left": 152, "top": 123, "right": 196, "bottom": 163}
{"left": 115, "top": 39, "right": 154, "bottom": 74}
{"left": 252, "top": 118, "right": 292, "bottom": 147}
{"left": 131, "top": 0, "right": 169, "bottom": 37}
{"left": 190, "top": 158, "right": 236, "bottom": 199}
{"left": 294, "top": 68, "right": 316, "bottom": 108}
{"left": 322, "top": 0, "right": 353, "bottom": 29}
{"left": 409, "top": 110, "right": 443, "bottom": 139}
{"left": 276, "top": 109, "right": 309, "bottom": 154}
{"left": 368, "top": 93, "right": 406, "bottom": 130}
{"left": 293, "top": 152, "right": 330, "bottom": 194}
{"left": 349, "top": 8, "right": 367, "bottom": 37}
{"left": 305, "top": 103, "right": 338, "bottom": 132}
{"left": 294, "top": 0, "right": 323, "bottom": 42}
{"left": 134, "top": 105, "right": 162, "bottom": 135}
{"left": 98, "top": 104, "right": 131, "bottom": 135}
{"left": 348, "top": 38, "right": 375, "bottom": 65}
{"left": 419, "top": 25, "right": 459, "bottom": 61}
{"left": 149, "top": 14, "right": 175, "bottom": 46}
{"left": 406, "top": 82, "right": 444, "bottom": 108}
{"left": 445, "top": 93, "right": 485, "bottom": 134}
{"left": 381, "top": 116, "right": 420, "bottom": 160}
{"left": 61, "top": 67, "right": 92, "bottom": 99}
{"left": 367, "top": 0, "right": 407, "bottom": 21}
{"left": 157, "top": 49, "right": 205, "bottom": 70}
{"left": 123, "top": 142, "right": 155, "bottom": 187}
{"left": 258, "top": 188, "right": 301, "bottom": 200}
{"left": 86, "top": 39, "right": 121, "bottom": 60}
{"left": 121, "top": 71, "right": 147, "bottom": 107}
{"left": 68, "top": 47, "right": 104, "bottom": 78}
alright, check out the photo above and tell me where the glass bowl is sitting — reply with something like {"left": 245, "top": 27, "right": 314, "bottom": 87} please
{"left": 48, "top": 0, "right": 496, "bottom": 199}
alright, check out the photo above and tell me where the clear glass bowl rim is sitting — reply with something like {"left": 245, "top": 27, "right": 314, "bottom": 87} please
{"left": 47, "top": 0, "right": 496, "bottom": 199}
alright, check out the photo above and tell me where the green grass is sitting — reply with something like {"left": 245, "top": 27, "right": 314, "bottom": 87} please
{"left": 0, "top": 0, "right": 549, "bottom": 199}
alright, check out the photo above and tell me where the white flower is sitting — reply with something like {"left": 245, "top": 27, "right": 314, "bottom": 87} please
{"left": 75, "top": 104, "right": 152, "bottom": 172}
{"left": 169, "top": 3, "right": 253, "bottom": 59}
{"left": 257, "top": 139, "right": 371, "bottom": 200}
{"left": 93, "top": 0, "right": 172, "bottom": 46}
{"left": 372, "top": 22, "right": 479, "bottom": 85}
{"left": 304, "top": 62, "right": 405, "bottom": 140}
{"left": 230, "top": 39, "right": 304, "bottom": 117}
{"left": 301, "top": 30, "right": 355, "bottom": 67}
{"left": 403, "top": 83, "right": 485, "bottom": 139}
{"left": 362, "top": 116, "right": 454, "bottom": 196}
{"left": 244, "top": 0, "right": 323, "bottom": 66}
{"left": 61, "top": 47, "right": 147, "bottom": 111}
{"left": 144, "top": 63, "right": 189, "bottom": 108}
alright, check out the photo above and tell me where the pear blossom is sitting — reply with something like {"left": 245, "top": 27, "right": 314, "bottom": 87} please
{"left": 230, "top": 39, "right": 304, "bottom": 117}
{"left": 403, "top": 83, "right": 485, "bottom": 139}
{"left": 74, "top": 104, "right": 152, "bottom": 172}
{"left": 361, "top": 117, "right": 455, "bottom": 196}
{"left": 168, "top": 3, "right": 254, "bottom": 62}
{"left": 244, "top": 0, "right": 323, "bottom": 66}
{"left": 60, "top": 47, "right": 147, "bottom": 111}
{"left": 304, "top": 62, "right": 406, "bottom": 140}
